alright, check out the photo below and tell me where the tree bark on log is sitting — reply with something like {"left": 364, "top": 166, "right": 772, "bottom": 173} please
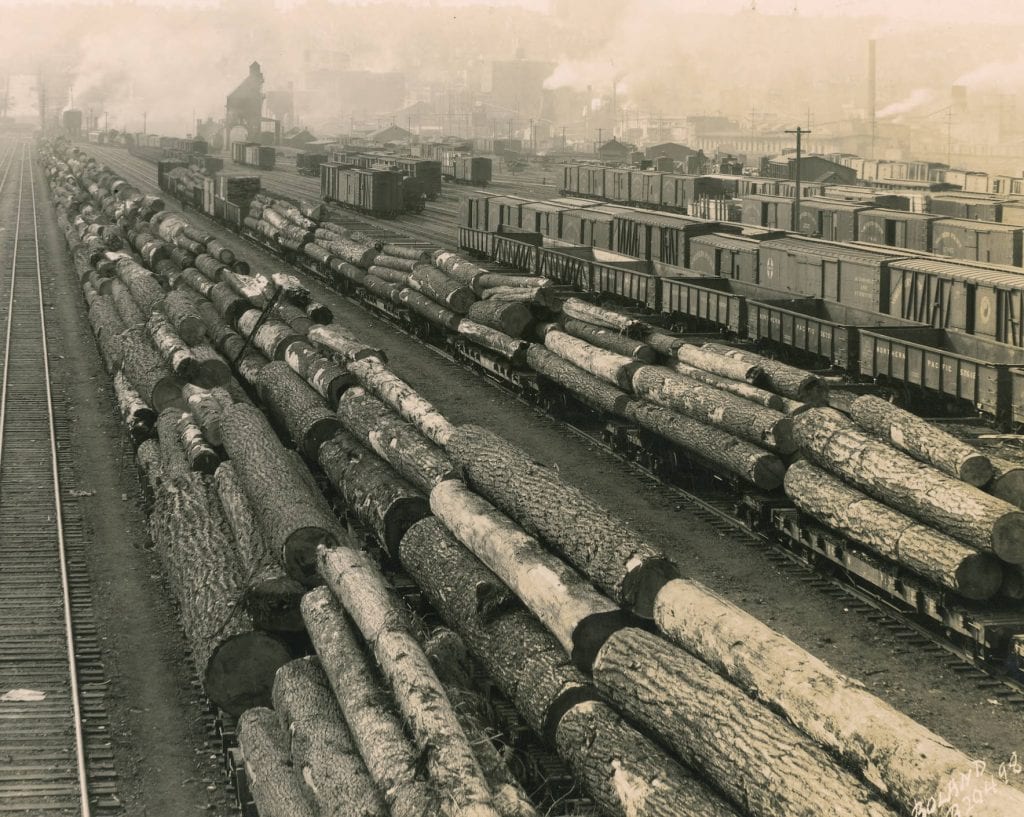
{"left": 190, "top": 343, "right": 232, "bottom": 389}
{"left": 785, "top": 460, "right": 1002, "bottom": 598}
{"left": 457, "top": 320, "right": 528, "bottom": 365}
{"left": 214, "top": 462, "right": 304, "bottom": 634}
{"left": 794, "top": 408, "right": 1024, "bottom": 562}
{"left": 561, "top": 319, "right": 657, "bottom": 362}
{"left": 207, "top": 238, "right": 235, "bottom": 266}
{"left": 676, "top": 344, "right": 764, "bottom": 384}
{"left": 177, "top": 412, "right": 219, "bottom": 474}
{"left": 147, "top": 312, "right": 199, "bottom": 380}
{"left": 474, "top": 273, "right": 551, "bottom": 292}
{"left": 319, "top": 433, "right": 429, "bottom": 556}
{"left": 611, "top": 630, "right": 901, "bottom": 817}
{"left": 465, "top": 300, "right": 532, "bottom": 338}
{"left": 444, "top": 424, "right": 678, "bottom": 617}
{"left": 703, "top": 342, "right": 828, "bottom": 405}
{"left": 179, "top": 267, "right": 216, "bottom": 298}
{"left": 433, "top": 252, "right": 486, "bottom": 291}
{"left": 195, "top": 254, "right": 228, "bottom": 281}
{"left": 337, "top": 387, "right": 457, "bottom": 493}
{"left": 220, "top": 403, "right": 342, "bottom": 585}
{"left": 113, "top": 370, "right": 156, "bottom": 445}
{"left": 301, "top": 588, "right": 438, "bottom": 817}
{"left": 319, "top": 548, "right": 500, "bottom": 817}
{"left": 162, "top": 289, "right": 206, "bottom": 345}
{"left": 272, "top": 658, "right": 389, "bottom": 817}
{"left": 481, "top": 286, "right": 556, "bottom": 310}
{"left": 149, "top": 465, "right": 290, "bottom": 715}
{"left": 669, "top": 361, "right": 785, "bottom": 411}
{"left": 653, "top": 577, "right": 1024, "bottom": 817}
{"left": 308, "top": 324, "right": 386, "bottom": 364}
{"left": 368, "top": 265, "right": 412, "bottom": 286}
{"left": 544, "top": 330, "right": 643, "bottom": 392}
{"left": 362, "top": 274, "right": 403, "bottom": 304}
{"left": 399, "top": 289, "right": 463, "bottom": 331}
{"left": 346, "top": 357, "right": 454, "bottom": 448}
{"left": 988, "top": 456, "right": 1024, "bottom": 510}
{"left": 632, "top": 365, "right": 796, "bottom": 454}
{"left": 238, "top": 310, "right": 305, "bottom": 361}
{"left": 627, "top": 402, "right": 785, "bottom": 490}
{"left": 285, "top": 341, "right": 355, "bottom": 408}
{"left": 305, "top": 300, "right": 332, "bottom": 324}
{"left": 373, "top": 254, "right": 418, "bottom": 273}
{"left": 236, "top": 708, "right": 316, "bottom": 817}
{"left": 120, "top": 327, "right": 186, "bottom": 411}
{"left": 273, "top": 302, "right": 314, "bottom": 336}
{"left": 156, "top": 409, "right": 192, "bottom": 483}
{"left": 429, "top": 479, "right": 630, "bottom": 671}
{"left": 397, "top": 517, "right": 594, "bottom": 739}
{"left": 850, "top": 395, "right": 993, "bottom": 486}
{"left": 109, "top": 278, "right": 147, "bottom": 327}
{"left": 117, "top": 257, "right": 166, "bottom": 313}
{"left": 223, "top": 270, "right": 268, "bottom": 307}
{"left": 383, "top": 243, "right": 431, "bottom": 262}
{"left": 210, "top": 281, "right": 250, "bottom": 324}
{"left": 525, "top": 346, "right": 633, "bottom": 417}
{"left": 253, "top": 361, "right": 342, "bottom": 460}
{"left": 560, "top": 298, "right": 643, "bottom": 336}
{"left": 642, "top": 327, "right": 685, "bottom": 357}
{"left": 87, "top": 293, "right": 127, "bottom": 372}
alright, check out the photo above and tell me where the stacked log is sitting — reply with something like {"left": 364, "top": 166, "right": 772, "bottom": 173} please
{"left": 560, "top": 318, "right": 657, "bottom": 362}
{"left": 109, "top": 278, "right": 147, "bottom": 326}
{"left": 253, "top": 362, "right": 342, "bottom": 459}
{"left": 162, "top": 289, "right": 206, "bottom": 345}
{"left": 526, "top": 346, "right": 633, "bottom": 416}
{"left": 237, "top": 708, "right": 317, "bottom": 817}
{"left": 87, "top": 293, "right": 127, "bottom": 372}
{"left": 176, "top": 412, "right": 219, "bottom": 474}
{"left": 399, "top": 289, "right": 462, "bottom": 332}
{"left": 465, "top": 300, "right": 532, "bottom": 338}
{"left": 147, "top": 312, "right": 199, "bottom": 379}
{"left": 308, "top": 324, "right": 386, "bottom": 364}
{"left": 560, "top": 298, "right": 643, "bottom": 337}
{"left": 456, "top": 319, "right": 528, "bottom": 365}
{"left": 409, "top": 265, "right": 477, "bottom": 314}
{"left": 544, "top": 330, "right": 642, "bottom": 391}
{"left": 703, "top": 342, "right": 828, "bottom": 405}
{"left": 113, "top": 370, "right": 156, "bottom": 444}
{"left": 444, "top": 425, "right": 678, "bottom": 617}
{"left": 675, "top": 343, "right": 764, "bottom": 384}
{"left": 120, "top": 327, "right": 186, "bottom": 411}
{"left": 989, "top": 456, "right": 1024, "bottom": 509}
{"left": 669, "top": 360, "right": 785, "bottom": 411}
{"left": 284, "top": 341, "right": 355, "bottom": 407}
{"left": 237, "top": 310, "right": 304, "bottom": 361}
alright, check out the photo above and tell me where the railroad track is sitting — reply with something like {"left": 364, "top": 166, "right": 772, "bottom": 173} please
{"left": 89, "top": 144, "right": 1024, "bottom": 709}
{"left": 0, "top": 142, "right": 120, "bottom": 816}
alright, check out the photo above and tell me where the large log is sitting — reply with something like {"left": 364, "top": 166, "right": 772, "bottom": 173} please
{"left": 850, "top": 395, "right": 992, "bottom": 486}
{"left": 474, "top": 273, "right": 551, "bottom": 292}
{"left": 372, "top": 254, "right": 417, "bottom": 273}
{"left": 179, "top": 267, "right": 216, "bottom": 298}
{"left": 560, "top": 298, "right": 643, "bottom": 337}
{"left": 433, "top": 252, "right": 486, "bottom": 291}
{"left": 627, "top": 401, "right": 785, "bottom": 490}
{"left": 653, "top": 578, "right": 1024, "bottom": 817}
{"left": 120, "top": 327, "right": 186, "bottom": 411}
{"left": 284, "top": 341, "right": 355, "bottom": 407}
{"left": 223, "top": 269, "right": 268, "bottom": 307}
{"left": 429, "top": 479, "right": 630, "bottom": 670}
{"left": 676, "top": 343, "right": 763, "bottom": 384}
{"left": 236, "top": 708, "right": 316, "bottom": 817}
{"left": 184, "top": 385, "right": 225, "bottom": 447}
{"left": 117, "top": 257, "right": 165, "bottom": 313}
{"left": 362, "top": 273, "right": 403, "bottom": 304}
{"left": 220, "top": 403, "right": 342, "bottom": 584}
{"left": 319, "top": 548, "right": 500, "bottom": 817}
{"left": 785, "top": 460, "right": 1002, "bottom": 598}
{"left": 641, "top": 326, "right": 685, "bottom": 357}
{"left": 176, "top": 412, "right": 219, "bottom": 474}
{"left": 457, "top": 319, "right": 528, "bottom": 365}
{"left": 337, "top": 387, "right": 457, "bottom": 493}
{"left": 214, "top": 462, "right": 304, "bottom": 634}
{"left": 444, "top": 424, "right": 678, "bottom": 617}
{"left": 632, "top": 365, "right": 796, "bottom": 454}
{"left": 148, "top": 460, "right": 290, "bottom": 714}
{"left": 109, "top": 278, "right": 147, "bottom": 326}
{"left": 703, "top": 342, "right": 828, "bottom": 404}
{"left": 87, "top": 294, "right": 126, "bottom": 373}
{"left": 272, "top": 658, "right": 388, "bottom": 817}
{"left": 237, "top": 310, "right": 304, "bottom": 362}
{"left": 383, "top": 243, "right": 431, "bottom": 262}
{"left": 254, "top": 362, "right": 342, "bottom": 459}
{"left": 465, "top": 300, "right": 532, "bottom": 338}
{"left": 147, "top": 312, "right": 199, "bottom": 380}
{"left": 210, "top": 281, "right": 250, "bottom": 324}
{"left": 308, "top": 324, "right": 386, "bottom": 364}
{"left": 113, "top": 370, "right": 156, "bottom": 444}
{"left": 544, "top": 330, "right": 642, "bottom": 391}
{"left": 669, "top": 360, "right": 785, "bottom": 410}
{"left": 368, "top": 264, "right": 411, "bottom": 286}
{"left": 594, "top": 628, "right": 897, "bottom": 817}
{"left": 481, "top": 286, "right": 556, "bottom": 310}
{"left": 319, "top": 432, "right": 429, "bottom": 556}
{"left": 399, "top": 288, "right": 463, "bottom": 331}
{"left": 301, "top": 588, "right": 438, "bottom": 817}
{"left": 399, "top": 519, "right": 735, "bottom": 817}
{"left": 988, "top": 455, "right": 1024, "bottom": 509}
{"left": 794, "top": 408, "right": 1024, "bottom": 562}
{"left": 560, "top": 318, "right": 657, "bottom": 362}
{"left": 346, "top": 357, "right": 454, "bottom": 447}
{"left": 525, "top": 346, "right": 632, "bottom": 416}
{"left": 190, "top": 343, "right": 232, "bottom": 389}
{"left": 162, "top": 289, "right": 206, "bottom": 345}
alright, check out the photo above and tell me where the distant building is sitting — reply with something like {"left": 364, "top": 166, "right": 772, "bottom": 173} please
{"left": 761, "top": 153, "right": 856, "bottom": 185}
{"left": 645, "top": 142, "right": 698, "bottom": 162}
{"left": 597, "top": 137, "right": 632, "bottom": 162}
{"left": 368, "top": 124, "right": 413, "bottom": 144}
{"left": 284, "top": 127, "right": 316, "bottom": 148}
{"left": 226, "top": 61, "right": 264, "bottom": 150}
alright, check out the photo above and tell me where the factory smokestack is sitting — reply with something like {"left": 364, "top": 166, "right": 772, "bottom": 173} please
{"left": 867, "top": 38, "right": 876, "bottom": 158}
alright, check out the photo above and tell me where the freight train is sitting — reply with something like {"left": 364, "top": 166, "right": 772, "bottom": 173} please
{"left": 459, "top": 192, "right": 1024, "bottom": 425}
{"left": 232, "top": 141, "right": 276, "bottom": 170}
{"left": 441, "top": 155, "right": 492, "bottom": 186}
{"left": 328, "top": 150, "right": 442, "bottom": 200}
{"left": 320, "top": 162, "right": 425, "bottom": 216}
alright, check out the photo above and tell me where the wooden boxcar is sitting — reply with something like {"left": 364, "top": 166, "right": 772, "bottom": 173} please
{"left": 296, "top": 152, "right": 327, "bottom": 176}
{"left": 798, "top": 199, "right": 869, "bottom": 242}
{"left": 856, "top": 208, "right": 936, "bottom": 253}
{"left": 560, "top": 207, "right": 616, "bottom": 249}
{"left": 931, "top": 218, "right": 1023, "bottom": 267}
{"left": 610, "top": 210, "right": 739, "bottom": 267}
{"left": 928, "top": 195, "right": 1004, "bottom": 223}
{"left": 741, "top": 194, "right": 795, "bottom": 230}
{"left": 321, "top": 163, "right": 404, "bottom": 216}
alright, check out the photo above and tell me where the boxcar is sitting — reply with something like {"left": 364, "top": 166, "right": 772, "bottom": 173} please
{"left": 560, "top": 208, "right": 615, "bottom": 249}
{"left": 931, "top": 218, "right": 1023, "bottom": 267}
{"left": 856, "top": 208, "right": 936, "bottom": 253}
{"left": 296, "top": 152, "right": 327, "bottom": 176}
{"left": 605, "top": 168, "right": 632, "bottom": 204}
{"left": 580, "top": 165, "right": 606, "bottom": 199}
{"left": 452, "top": 156, "right": 492, "bottom": 186}
{"left": 742, "top": 194, "right": 795, "bottom": 230}
{"left": 689, "top": 233, "right": 766, "bottom": 284}
{"left": 611, "top": 210, "right": 737, "bottom": 267}
{"left": 520, "top": 201, "right": 564, "bottom": 238}
{"left": 631, "top": 171, "right": 665, "bottom": 208}
{"left": 321, "top": 163, "right": 404, "bottom": 216}
{"left": 798, "top": 199, "right": 869, "bottom": 242}
{"left": 486, "top": 195, "right": 533, "bottom": 233}
{"left": 928, "top": 195, "right": 1003, "bottom": 223}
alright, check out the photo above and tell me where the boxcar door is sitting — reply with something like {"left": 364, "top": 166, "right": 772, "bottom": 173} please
{"left": 823, "top": 259, "right": 839, "bottom": 301}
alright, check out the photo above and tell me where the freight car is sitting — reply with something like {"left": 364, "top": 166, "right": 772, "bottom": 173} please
{"left": 296, "top": 152, "right": 327, "bottom": 177}
{"left": 232, "top": 142, "right": 276, "bottom": 170}
{"left": 442, "top": 155, "right": 492, "bottom": 186}
{"left": 330, "top": 151, "right": 442, "bottom": 199}
{"left": 321, "top": 162, "right": 412, "bottom": 217}
{"left": 932, "top": 217, "right": 1024, "bottom": 267}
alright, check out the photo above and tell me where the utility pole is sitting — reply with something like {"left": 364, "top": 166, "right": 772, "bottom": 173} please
{"left": 562, "top": 125, "right": 566, "bottom": 151}
{"left": 946, "top": 108, "right": 953, "bottom": 167}
{"left": 143, "top": 110, "right": 147, "bottom": 134}
{"left": 785, "top": 126, "right": 811, "bottom": 231}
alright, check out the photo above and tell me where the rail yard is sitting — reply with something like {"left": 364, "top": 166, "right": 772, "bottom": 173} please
{"left": 6, "top": 3, "right": 1024, "bottom": 816}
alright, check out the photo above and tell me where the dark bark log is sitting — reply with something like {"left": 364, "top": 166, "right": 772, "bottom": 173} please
{"left": 272, "top": 658, "right": 388, "bottom": 817}
{"left": 593, "top": 628, "right": 898, "bottom": 817}
{"left": 560, "top": 298, "right": 643, "bottom": 337}
{"left": 87, "top": 293, "right": 127, "bottom": 373}
{"left": 220, "top": 403, "right": 342, "bottom": 585}
{"left": 109, "top": 278, "right": 147, "bottom": 326}
{"left": 113, "top": 370, "right": 156, "bottom": 444}
{"left": 238, "top": 310, "right": 305, "bottom": 361}
{"left": 254, "top": 361, "right": 342, "bottom": 460}
{"left": 319, "top": 548, "right": 500, "bottom": 817}
{"left": 177, "top": 412, "right": 220, "bottom": 474}
{"left": 315, "top": 236, "right": 378, "bottom": 268}
{"left": 850, "top": 395, "right": 992, "bottom": 486}
{"left": 669, "top": 361, "right": 785, "bottom": 411}
{"left": 676, "top": 344, "right": 764, "bottom": 384}
{"left": 196, "top": 253, "right": 229, "bottom": 280}
{"left": 162, "top": 289, "right": 206, "bottom": 345}
{"left": 117, "top": 257, "right": 166, "bottom": 313}
{"left": 182, "top": 383, "right": 225, "bottom": 448}
{"left": 988, "top": 456, "right": 1024, "bottom": 510}
{"left": 120, "top": 326, "right": 186, "bottom": 411}
{"left": 363, "top": 274, "right": 404, "bottom": 304}
{"left": 179, "top": 267, "right": 216, "bottom": 298}
{"left": 444, "top": 425, "right": 678, "bottom": 618}
{"left": 475, "top": 273, "right": 551, "bottom": 291}
{"left": 373, "top": 254, "right": 417, "bottom": 273}
{"left": 525, "top": 346, "right": 633, "bottom": 417}
{"left": 627, "top": 401, "right": 785, "bottom": 490}
{"left": 214, "top": 462, "right": 304, "bottom": 634}
{"left": 794, "top": 408, "right": 1024, "bottom": 562}
{"left": 337, "top": 387, "right": 457, "bottom": 493}
{"left": 457, "top": 320, "right": 528, "bottom": 365}
{"left": 399, "top": 288, "right": 462, "bottom": 331}
{"left": 785, "top": 460, "right": 1002, "bottom": 599}
{"left": 147, "top": 311, "right": 199, "bottom": 380}
{"left": 301, "top": 588, "right": 438, "bottom": 817}
{"left": 237, "top": 708, "right": 316, "bottom": 817}
{"left": 319, "top": 432, "right": 429, "bottom": 556}
{"left": 481, "top": 286, "right": 557, "bottom": 310}
{"left": 274, "top": 301, "right": 314, "bottom": 336}
{"left": 433, "top": 252, "right": 486, "bottom": 291}
{"left": 305, "top": 300, "right": 332, "bottom": 324}
{"left": 544, "top": 330, "right": 643, "bottom": 392}
{"left": 207, "top": 238, "right": 236, "bottom": 265}
{"left": 642, "top": 327, "right": 685, "bottom": 357}
{"left": 561, "top": 318, "right": 657, "bottom": 362}
{"left": 632, "top": 365, "right": 796, "bottom": 454}
{"left": 308, "top": 324, "right": 386, "bottom": 364}
{"left": 368, "top": 265, "right": 412, "bottom": 286}
{"left": 284, "top": 341, "right": 356, "bottom": 408}
{"left": 409, "top": 265, "right": 477, "bottom": 314}
{"left": 383, "top": 243, "right": 431, "bottom": 262}
{"left": 190, "top": 343, "right": 232, "bottom": 389}
{"left": 465, "top": 300, "right": 532, "bottom": 338}
{"left": 703, "top": 342, "right": 828, "bottom": 405}
{"left": 210, "top": 281, "right": 249, "bottom": 324}
{"left": 429, "top": 479, "right": 630, "bottom": 671}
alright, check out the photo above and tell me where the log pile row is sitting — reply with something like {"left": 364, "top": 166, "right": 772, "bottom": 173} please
{"left": 48, "top": 140, "right": 1024, "bottom": 817}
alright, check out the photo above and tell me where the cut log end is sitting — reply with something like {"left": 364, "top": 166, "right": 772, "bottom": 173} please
{"left": 992, "top": 513, "right": 1024, "bottom": 565}
{"left": 384, "top": 496, "right": 432, "bottom": 556}
{"left": 204, "top": 631, "right": 292, "bottom": 716}
{"left": 620, "top": 558, "right": 679, "bottom": 619}
{"left": 753, "top": 456, "right": 788, "bottom": 491}
{"left": 151, "top": 375, "right": 188, "bottom": 412}
{"left": 286, "top": 529, "right": 338, "bottom": 586}
{"left": 302, "top": 417, "right": 344, "bottom": 461}
{"left": 771, "top": 416, "right": 797, "bottom": 456}
{"left": 960, "top": 454, "right": 995, "bottom": 488}
{"left": 956, "top": 552, "right": 1007, "bottom": 601}
{"left": 570, "top": 609, "right": 635, "bottom": 673}
{"left": 246, "top": 576, "right": 307, "bottom": 634}
{"left": 992, "top": 470, "right": 1024, "bottom": 510}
